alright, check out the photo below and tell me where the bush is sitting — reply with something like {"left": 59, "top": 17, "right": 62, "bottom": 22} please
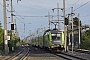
{"left": 80, "top": 30, "right": 90, "bottom": 50}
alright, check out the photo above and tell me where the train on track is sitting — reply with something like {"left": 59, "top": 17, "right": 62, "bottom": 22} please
{"left": 31, "top": 29, "right": 65, "bottom": 51}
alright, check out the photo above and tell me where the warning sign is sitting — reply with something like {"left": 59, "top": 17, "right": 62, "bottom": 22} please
{"left": 7, "top": 36, "right": 10, "bottom": 40}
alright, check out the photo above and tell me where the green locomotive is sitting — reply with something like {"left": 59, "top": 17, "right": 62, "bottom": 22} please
{"left": 31, "top": 29, "right": 65, "bottom": 51}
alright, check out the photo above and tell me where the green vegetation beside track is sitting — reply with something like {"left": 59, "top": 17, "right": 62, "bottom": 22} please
{"left": 80, "top": 30, "right": 90, "bottom": 50}
{"left": 0, "top": 22, "right": 20, "bottom": 54}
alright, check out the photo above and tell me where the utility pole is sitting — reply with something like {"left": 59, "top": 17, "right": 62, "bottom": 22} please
{"left": 78, "top": 13, "right": 80, "bottom": 48}
{"left": 67, "top": 14, "right": 70, "bottom": 51}
{"left": 24, "top": 23, "right": 25, "bottom": 33}
{"left": 10, "top": 0, "right": 14, "bottom": 51}
{"left": 48, "top": 12, "right": 50, "bottom": 30}
{"left": 63, "top": 0, "right": 67, "bottom": 52}
{"left": 68, "top": 14, "right": 71, "bottom": 47}
{"left": 24, "top": 22, "right": 31, "bottom": 42}
{"left": 57, "top": 3, "right": 60, "bottom": 30}
{"left": 3, "top": 0, "right": 8, "bottom": 55}
{"left": 71, "top": 7, "right": 74, "bottom": 53}
{"left": 10, "top": 0, "right": 21, "bottom": 51}
{"left": 24, "top": 23, "right": 25, "bottom": 42}
{"left": 52, "top": 3, "right": 62, "bottom": 31}
{"left": 29, "top": 30, "right": 31, "bottom": 44}
{"left": 14, "top": 19, "right": 18, "bottom": 37}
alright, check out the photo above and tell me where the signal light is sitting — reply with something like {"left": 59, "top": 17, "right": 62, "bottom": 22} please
{"left": 11, "top": 24, "right": 14, "bottom": 30}
{"left": 65, "top": 18, "right": 69, "bottom": 25}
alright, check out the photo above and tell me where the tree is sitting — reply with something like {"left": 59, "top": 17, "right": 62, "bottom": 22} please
{"left": 0, "top": 21, "right": 20, "bottom": 52}
{"left": 8, "top": 30, "right": 20, "bottom": 51}
{"left": 0, "top": 21, "right": 2, "bottom": 28}
{"left": 73, "top": 17, "right": 82, "bottom": 27}
{"left": 0, "top": 22, "right": 4, "bottom": 52}
{"left": 73, "top": 17, "right": 79, "bottom": 26}
{"left": 80, "top": 30, "right": 90, "bottom": 50}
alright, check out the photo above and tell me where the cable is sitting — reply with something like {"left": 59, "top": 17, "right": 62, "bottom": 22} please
{"left": 20, "top": 1, "right": 48, "bottom": 9}
{"left": 72, "top": 0, "right": 80, "bottom": 7}
{"left": 81, "top": 15, "right": 90, "bottom": 18}
{"left": 13, "top": 14, "right": 58, "bottom": 18}
{"left": 74, "top": 0, "right": 90, "bottom": 11}
{"left": 31, "top": 0, "right": 54, "bottom": 9}
{"left": 7, "top": 1, "right": 26, "bottom": 23}
{"left": 15, "top": 15, "right": 46, "bottom": 17}
{"left": 13, "top": 2, "right": 42, "bottom": 9}
{"left": 6, "top": 1, "right": 32, "bottom": 25}
{"left": 66, "top": 0, "right": 80, "bottom": 11}
{"left": 14, "top": 16, "right": 23, "bottom": 23}
{"left": 0, "top": 2, "right": 3, "bottom": 6}
{"left": 0, "top": 1, "right": 12, "bottom": 17}
{"left": 66, "top": 0, "right": 69, "bottom": 5}
{"left": 15, "top": 0, "right": 55, "bottom": 10}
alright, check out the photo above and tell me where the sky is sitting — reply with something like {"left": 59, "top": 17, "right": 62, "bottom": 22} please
{"left": 0, "top": 0, "right": 90, "bottom": 40}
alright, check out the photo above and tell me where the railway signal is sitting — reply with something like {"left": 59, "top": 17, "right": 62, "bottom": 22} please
{"left": 65, "top": 18, "right": 69, "bottom": 25}
{"left": 11, "top": 23, "right": 14, "bottom": 30}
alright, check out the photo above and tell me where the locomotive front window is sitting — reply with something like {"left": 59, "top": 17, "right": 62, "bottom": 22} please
{"left": 52, "top": 35, "right": 56, "bottom": 40}
{"left": 52, "top": 33, "right": 62, "bottom": 40}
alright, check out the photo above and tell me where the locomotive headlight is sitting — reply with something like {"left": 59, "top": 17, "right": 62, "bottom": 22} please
{"left": 57, "top": 45, "right": 59, "bottom": 47}
{"left": 51, "top": 46, "right": 54, "bottom": 48}
{"left": 61, "top": 46, "right": 64, "bottom": 48}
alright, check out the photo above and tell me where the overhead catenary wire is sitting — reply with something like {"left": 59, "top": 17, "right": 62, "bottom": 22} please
{"left": 66, "top": 0, "right": 80, "bottom": 11}
{"left": 81, "top": 15, "right": 90, "bottom": 18}
{"left": 16, "top": 15, "right": 46, "bottom": 17}
{"left": 31, "top": 0, "right": 55, "bottom": 8}
{"left": 10, "top": 2, "right": 51, "bottom": 22}
{"left": 18, "top": 1, "right": 50, "bottom": 9}
{"left": 74, "top": 0, "right": 90, "bottom": 11}
{"left": 13, "top": 14, "right": 58, "bottom": 18}
{"left": 66, "top": 0, "right": 90, "bottom": 19}
{"left": 0, "top": 2, "right": 9, "bottom": 12}
{"left": 13, "top": 0, "right": 61, "bottom": 10}
{"left": 0, "top": 2, "right": 3, "bottom": 6}
{"left": 71, "top": 0, "right": 80, "bottom": 7}
{"left": 6, "top": 2, "right": 50, "bottom": 28}
{"left": 6, "top": 1, "right": 27, "bottom": 24}
{"left": 16, "top": 1, "right": 43, "bottom": 9}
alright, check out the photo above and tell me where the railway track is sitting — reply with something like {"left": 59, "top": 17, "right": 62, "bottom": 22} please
{"left": 1, "top": 46, "right": 90, "bottom": 60}
{"left": 0, "top": 47, "right": 23, "bottom": 60}
{"left": 26, "top": 46, "right": 64, "bottom": 60}
{"left": 52, "top": 52, "right": 87, "bottom": 60}
{"left": 25, "top": 46, "right": 87, "bottom": 60}
{"left": 7, "top": 46, "right": 30, "bottom": 60}
{"left": 75, "top": 49, "right": 90, "bottom": 54}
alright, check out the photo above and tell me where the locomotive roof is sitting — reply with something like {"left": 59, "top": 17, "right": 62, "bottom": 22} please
{"left": 43, "top": 29, "right": 62, "bottom": 35}
{"left": 51, "top": 30, "right": 62, "bottom": 34}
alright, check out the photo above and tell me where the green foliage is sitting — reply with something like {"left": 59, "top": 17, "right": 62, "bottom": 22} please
{"left": 20, "top": 40, "right": 26, "bottom": 45}
{"left": 80, "top": 30, "right": 90, "bottom": 50}
{"left": 0, "top": 28, "right": 4, "bottom": 44}
{"left": 8, "top": 30, "right": 20, "bottom": 51}
{"left": 8, "top": 30, "right": 13, "bottom": 51}
{"left": 73, "top": 17, "right": 79, "bottom": 26}
{"left": 73, "top": 17, "right": 82, "bottom": 27}
{"left": 0, "top": 22, "right": 20, "bottom": 52}
{"left": 0, "top": 22, "right": 4, "bottom": 52}
{"left": 0, "top": 21, "right": 2, "bottom": 28}
{"left": 0, "top": 22, "right": 3, "bottom": 45}
{"left": 0, "top": 28, "right": 4, "bottom": 51}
